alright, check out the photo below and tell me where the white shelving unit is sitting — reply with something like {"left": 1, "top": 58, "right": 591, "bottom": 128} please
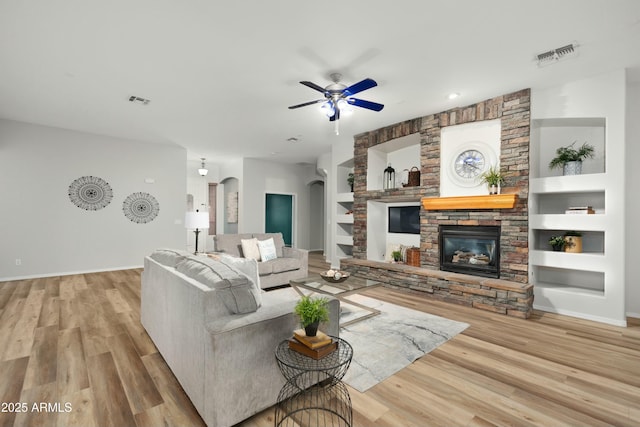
{"left": 529, "top": 117, "right": 625, "bottom": 325}
{"left": 335, "top": 160, "right": 354, "bottom": 260}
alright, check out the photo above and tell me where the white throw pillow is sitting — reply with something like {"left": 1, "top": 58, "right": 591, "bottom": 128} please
{"left": 241, "top": 238, "right": 261, "bottom": 261}
{"left": 257, "top": 238, "right": 278, "bottom": 262}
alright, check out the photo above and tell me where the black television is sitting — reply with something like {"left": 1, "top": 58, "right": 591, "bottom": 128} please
{"left": 388, "top": 205, "right": 420, "bottom": 234}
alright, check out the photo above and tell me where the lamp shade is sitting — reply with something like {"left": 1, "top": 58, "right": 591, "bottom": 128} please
{"left": 185, "top": 211, "right": 209, "bottom": 229}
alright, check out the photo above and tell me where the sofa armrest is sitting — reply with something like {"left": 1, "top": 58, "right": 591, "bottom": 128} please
{"left": 283, "top": 246, "right": 308, "bottom": 261}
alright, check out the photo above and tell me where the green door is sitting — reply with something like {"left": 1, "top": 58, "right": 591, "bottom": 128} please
{"left": 265, "top": 193, "right": 293, "bottom": 246}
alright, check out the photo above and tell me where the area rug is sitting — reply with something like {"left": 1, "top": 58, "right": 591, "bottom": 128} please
{"left": 338, "top": 295, "right": 469, "bottom": 393}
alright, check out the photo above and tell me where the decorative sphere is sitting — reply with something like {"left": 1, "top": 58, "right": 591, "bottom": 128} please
{"left": 334, "top": 272, "right": 342, "bottom": 280}
{"left": 326, "top": 269, "right": 335, "bottom": 276}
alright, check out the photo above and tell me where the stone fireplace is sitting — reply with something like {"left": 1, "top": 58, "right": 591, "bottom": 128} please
{"left": 439, "top": 225, "right": 500, "bottom": 278}
{"left": 340, "top": 88, "right": 533, "bottom": 318}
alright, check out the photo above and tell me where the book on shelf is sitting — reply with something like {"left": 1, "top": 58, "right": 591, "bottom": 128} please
{"left": 293, "top": 329, "right": 332, "bottom": 349}
{"left": 565, "top": 206, "right": 595, "bottom": 214}
{"left": 288, "top": 338, "right": 338, "bottom": 359}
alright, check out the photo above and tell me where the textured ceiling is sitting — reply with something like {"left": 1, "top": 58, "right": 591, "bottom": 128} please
{"left": 1, "top": 1, "right": 639, "bottom": 165}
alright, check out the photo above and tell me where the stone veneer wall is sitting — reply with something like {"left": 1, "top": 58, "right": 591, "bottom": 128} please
{"left": 351, "top": 89, "right": 530, "bottom": 283}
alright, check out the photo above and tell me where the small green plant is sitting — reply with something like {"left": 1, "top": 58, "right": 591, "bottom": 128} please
{"left": 548, "top": 142, "right": 595, "bottom": 170}
{"left": 294, "top": 296, "right": 329, "bottom": 327}
{"left": 478, "top": 165, "right": 505, "bottom": 186}
{"left": 347, "top": 172, "right": 355, "bottom": 191}
{"left": 548, "top": 235, "right": 567, "bottom": 251}
{"left": 392, "top": 250, "right": 402, "bottom": 262}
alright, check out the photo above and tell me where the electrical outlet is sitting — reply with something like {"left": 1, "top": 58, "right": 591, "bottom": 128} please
{"left": 15, "top": 259, "right": 21, "bottom": 266}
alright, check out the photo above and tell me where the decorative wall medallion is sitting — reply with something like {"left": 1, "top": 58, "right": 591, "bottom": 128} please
{"left": 68, "top": 176, "right": 113, "bottom": 211}
{"left": 123, "top": 192, "right": 159, "bottom": 223}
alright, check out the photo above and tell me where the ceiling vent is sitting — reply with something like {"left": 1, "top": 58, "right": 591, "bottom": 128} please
{"left": 536, "top": 43, "right": 578, "bottom": 67}
{"left": 128, "top": 95, "right": 151, "bottom": 105}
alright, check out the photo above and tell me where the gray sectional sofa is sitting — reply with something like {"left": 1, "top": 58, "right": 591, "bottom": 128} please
{"left": 141, "top": 248, "right": 339, "bottom": 427}
{"left": 213, "top": 232, "right": 308, "bottom": 289}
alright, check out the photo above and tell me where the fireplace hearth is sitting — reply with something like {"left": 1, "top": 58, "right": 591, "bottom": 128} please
{"left": 439, "top": 225, "right": 500, "bottom": 278}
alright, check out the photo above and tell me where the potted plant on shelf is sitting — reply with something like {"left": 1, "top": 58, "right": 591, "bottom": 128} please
{"left": 564, "top": 231, "right": 583, "bottom": 253}
{"left": 294, "top": 295, "right": 329, "bottom": 337}
{"left": 347, "top": 172, "right": 355, "bottom": 192}
{"left": 392, "top": 250, "right": 402, "bottom": 263}
{"left": 548, "top": 235, "right": 567, "bottom": 252}
{"left": 478, "top": 165, "right": 505, "bottom": 195}
{"left": 548, "top": 141, "right": 595, "bottom": 176}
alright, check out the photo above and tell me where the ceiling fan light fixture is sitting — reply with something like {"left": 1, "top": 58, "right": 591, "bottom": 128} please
{"left": 320, "top": 101, "right": 335, "bottom": 117}
{"left": 337, "top": 99, "right": 353, "bottom": 115}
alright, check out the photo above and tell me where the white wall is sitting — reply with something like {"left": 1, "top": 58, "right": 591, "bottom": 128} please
{"left": 0, "top": 119, "right": 186, "bottom": 280}
{"left": 309, "top": 181, "right": 325, "bottom": 251}
{"left": 626, "top": 79, "right": 640, "bottom": 318}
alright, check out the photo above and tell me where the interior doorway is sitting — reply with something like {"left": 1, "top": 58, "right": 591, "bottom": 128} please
{"left": 265, "top": 193, "right": 293, "bottom": 246}
{"left": 208, "top": 183, "right": 217, "bottom": 235}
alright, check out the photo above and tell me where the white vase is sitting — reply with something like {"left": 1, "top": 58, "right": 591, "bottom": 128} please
{"left": 488, "top": 184, "right": 500, "bottom": 195}
{"left": 563, "top": 161, "right": 582, "bottom": 175}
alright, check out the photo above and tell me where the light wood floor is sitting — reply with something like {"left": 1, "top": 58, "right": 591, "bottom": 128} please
{"left": 1, "top": 253, "right": 639, "bottom": 427}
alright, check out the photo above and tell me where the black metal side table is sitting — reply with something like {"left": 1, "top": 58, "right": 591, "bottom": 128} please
{"left": 274, "top": 336, "right": 353, "bottom": 427}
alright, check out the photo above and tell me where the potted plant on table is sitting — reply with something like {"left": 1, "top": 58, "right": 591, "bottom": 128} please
{"left": 294, "top": 295, "right": 329, "bottom": 337}
{"left": 548, "top": 142, "right": 595, "bottom": 176}
{"left": 478, "top": 165, "right": 505, "bottom": 195}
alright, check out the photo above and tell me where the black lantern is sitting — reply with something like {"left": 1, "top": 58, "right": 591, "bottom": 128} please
{"left": 383, "top": 163, "right": 396, "bottom": 190}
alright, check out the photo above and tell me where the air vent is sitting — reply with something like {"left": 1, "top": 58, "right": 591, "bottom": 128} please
{"left": 536, "top": 43, "right": 578, "bottom": 67}
{"left": 128, "top": 95, "right": 151, "bottom": 105}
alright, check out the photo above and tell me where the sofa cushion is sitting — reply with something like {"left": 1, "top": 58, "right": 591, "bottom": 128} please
{"left": 257, "top": 261, "right": 274, "bottom": 276}
{"left": 252, "top": 233, "right": 285, "bottom": 258}
{"left": 150, "top": 248, "right": 192, "bottom": 268}
{"left": 257, "top": 238, "right": 278, "bottom": 262}
{"left": 265, "top": 258, "right": 300, "bottom": 274}
{"left": 176, "top": 256, "right": 261, "bottom": 314}
{"left": 241, "top": 238, "right": 261, "bottom": 261}
{"left": 214, "top": 233, "right": 253, "bottom": 257}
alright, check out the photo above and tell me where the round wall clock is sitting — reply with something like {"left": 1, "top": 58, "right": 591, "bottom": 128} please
{"left": 453, "top": 149, "right": 486, "bottom": 180}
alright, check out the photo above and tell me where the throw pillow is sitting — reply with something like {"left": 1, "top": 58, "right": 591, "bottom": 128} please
{"left": 257, "top": 238, "right": 278, "bottom": 262}
{"left": 240, "top": 238, "right": 261, "bottom": 261}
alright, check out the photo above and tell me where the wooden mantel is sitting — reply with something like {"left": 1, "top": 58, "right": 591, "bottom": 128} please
{"left": 422, "top": 194, "right": 518, "bottom": 210}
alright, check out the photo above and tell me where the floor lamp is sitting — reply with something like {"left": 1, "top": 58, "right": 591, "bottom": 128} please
{"left": 185, "top": 210, "right": 209, "bottom": 254}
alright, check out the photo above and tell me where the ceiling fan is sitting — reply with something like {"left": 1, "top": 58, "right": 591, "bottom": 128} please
{"left": 288, "top": 73, "right": 384, "bottom": 123}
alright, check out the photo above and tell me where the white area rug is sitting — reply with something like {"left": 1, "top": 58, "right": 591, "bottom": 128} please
{"left": 338, "top": 295, "right": 469, "bottom": 393}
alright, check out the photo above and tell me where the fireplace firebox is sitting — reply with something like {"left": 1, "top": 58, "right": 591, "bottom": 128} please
{"left": 439, "top": 225, "right": 500, "bottom": 278}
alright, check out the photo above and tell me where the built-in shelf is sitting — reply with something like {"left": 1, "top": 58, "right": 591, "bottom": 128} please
{"left": 422, "top": 194, "right": 517, "bottom": 210}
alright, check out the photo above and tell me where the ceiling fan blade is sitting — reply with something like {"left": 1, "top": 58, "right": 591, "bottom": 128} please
{"left": 347, "top": 97, "right": 385, "bottom": 111}
{"left": 343, "top": 78, "right": 377, "bottom": 96}
{"left": 288, "top": 99, "right": 325, "bottom": 109}
{"left": 300, "top": 81, "right": 328, "bottom": 94}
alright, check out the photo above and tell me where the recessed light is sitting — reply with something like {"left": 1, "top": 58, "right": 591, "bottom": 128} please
{"left": 447, "top": 92, "right": 460, "bottom": 100}
{"left": 286, "top": 137, "right": 299, "bottom": 143}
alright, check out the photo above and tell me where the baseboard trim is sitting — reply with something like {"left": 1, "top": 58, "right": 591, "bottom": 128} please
{"left": 0, "top": 265, "right": 143, "bottom": 283}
